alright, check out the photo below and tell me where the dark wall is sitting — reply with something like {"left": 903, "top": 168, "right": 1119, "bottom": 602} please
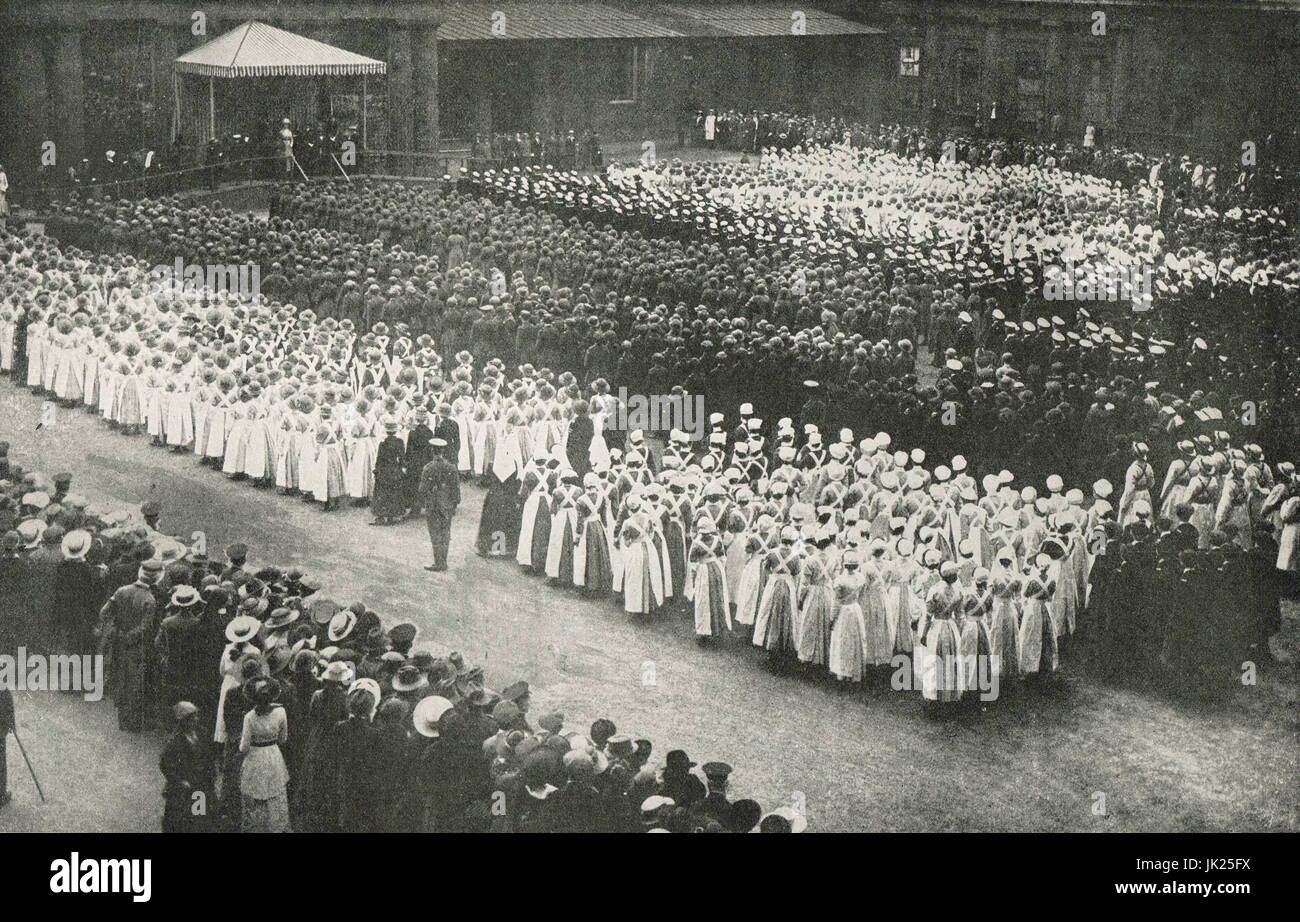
{"left": 861, "top": 0, "right": 1300, "bottom": 160}
{"left": 438, "top": 35, "right": 886, "bottom": 143}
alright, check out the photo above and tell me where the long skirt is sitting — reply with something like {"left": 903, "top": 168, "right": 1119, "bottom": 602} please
{"left": 529, "top": 501, "right": 552, "bottom": 573}
{"left": 203, "top": 407, "right": 230, "bottom": 458}
{"left": 959, "top": 618, "right": 994, "bottom": 695}
{"left": 223, "top": 419, "right": 251, "bottom": 474}
{"left": 275, "top": 434, "right": 301, "bottom": 491}
{"left": 862, "top": 584, "right": 894, "bottom": 666}
{"left": 724, "top": 533, "right": 747, "bottom": 599}
{"left": 165, "top": 392, "right": 194, "bottom": 448}
{"left": 312, "top": 444, "right": 347, "bottom": 502}
{"left": 887, "top": 582, "right": 917, "bottom": 655}
{"left": 516, "top": 491, "right": 546, "bottom": 566}
{"left": 145, "top": 387, "right": 165, "bottom": 438}
{"left": 1019, "top": 599, "right": 1059, "bottom": 675}
{"left": 191, "top": 400, "right": 210, "bottom": 454}
{"left": 620, "top": 540, "right": 664, "bottom": 614}
{"left": 243, "top": 419, "right": 277, "bottom": 479}
{"left": 734, "top": 552, "right": 764, "bottom": 626}
{"left": 574, "top": 519, "right": 613, "bottom": 591}
{"left": 98, "top": 370, "right": 119, "bottom": 419}
{"left": 664, "top": 520, "right": 688, "bottom": 599}
{"left": 795, "top": 583, "right": 833, "bottom": 665}
{"left": 81, "top": 356, "right": 98, "bottom": 407}
{"left": 919, "top": 618, "right": 964, "bottom": 702}
{"left": 688, "top": 558, "right": 731, "bottom": 637}
{"left": 828, "top": 602, "right": 867, "bottom": 681}
{"left": 116, "top": 376, "right": 143, "bottom": 427}
{"left": 545, "top": 508, "right": 578, "bottom": 583}
{"left": 989, "top": 598, "right": 1020, "bottom": 683}
{"left": 753, "top": 574, "right": 797, "bottom": 654}
{"left": 344, "top": 438, "right": 376, "bottom": 499}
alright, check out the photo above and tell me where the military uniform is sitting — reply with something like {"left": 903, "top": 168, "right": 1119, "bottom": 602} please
{"left": 419, "top": 443, "right": 461, "bottom": 570}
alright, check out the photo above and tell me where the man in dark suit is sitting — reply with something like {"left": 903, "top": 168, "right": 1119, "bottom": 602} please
{"left": 403, "top": 407, "right": 435, "bottom": 516}
{"left": 419, "top": 438, "right": 461, "bottom": 572}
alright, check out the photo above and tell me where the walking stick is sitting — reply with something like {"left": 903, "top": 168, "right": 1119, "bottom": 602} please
{"left": 10, "top": 730, "right": 47, "bottom": 803}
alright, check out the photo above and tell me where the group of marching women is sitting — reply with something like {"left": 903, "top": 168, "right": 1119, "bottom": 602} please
{"left": 500, "top": 407, "right": 1294, "bottom": 700}
{"left": 4, "top": 231, "right": 1295, "bottom": 706}
{"left": 499, "top": 410, "right": 1109, "bottom": 700}
{"left": 0, "top": 250, "right": 579, "bottom": 511}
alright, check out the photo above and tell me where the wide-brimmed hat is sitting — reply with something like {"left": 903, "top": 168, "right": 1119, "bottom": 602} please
{"left": 412, "top": 695, "right": 455, "bottom": 738}
{"left": 225, "top": 614, "right": 261, "bottom": 644}
{"left": 308, "top": 596, "right": 340, "bottom": 625}
{"left": 170, "top": 585, "right": 201, "bottom": 608}
{"left": 17, "top": 519, "right": 46, "bottom": 549}
{"left": 321, "top": 660, "right": 355, "bottom": 684}
{"left": 392, "top": 664, "right": 428, "bottom": 693}
{"left": 264, "top": 607, "right": 300, "bottom": 630}
{"left": 60, "top": 528, "right": 92, "bottom": 560}
{"left": 327, "top": 609, "right": 358, "bottom": 643}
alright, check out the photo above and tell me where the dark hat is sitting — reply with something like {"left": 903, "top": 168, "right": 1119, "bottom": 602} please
{"left": 226, "top": 542, "right": 248, "bottom": 560}
{"left": 388, "top": 622, "right": 418, "bottom": 650}
{"left": 665, "top": 749, "right": 695, "bottom": 772}
{"left": 590, "top": 717, "right": 617, "bottom": 747}
{"left": 702, "top": 761, "right": 733, "bottom": 782}
{"left": 500, "top": 680, "right": 530, "bottom": 702}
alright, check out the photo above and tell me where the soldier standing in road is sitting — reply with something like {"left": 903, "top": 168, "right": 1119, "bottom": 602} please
{"left": 419, "top": 437, "right": 460, "bottom": 572}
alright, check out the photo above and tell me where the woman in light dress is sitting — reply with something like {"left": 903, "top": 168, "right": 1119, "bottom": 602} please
{"left": 734, "top": 513, "right": 776, "bottom": 631}
{"left": 613, "top": 506, "right": 664, "bottom": 616}
{"left": 828, "top": 557, "right": 866, "bottom": 682}
{"left": 988, "top": 566, "right": 1022, "bottom": 687}
{"left": 860, "top": 540, "right": 895, "bottom": 668}
{"left": 752, "top": 526, "right": 802, "bottom": 658}
{"left": 1018, "top": 560, "right": 1059, "bottom": 678}
{"left": 687, "top": 515, "right": 731, "bottom": 640}
{"left": 796, "top": 554, "right": 833, "bottom": 667}
{"left": 238, "top": 676, "right": 291, "bottom": 833}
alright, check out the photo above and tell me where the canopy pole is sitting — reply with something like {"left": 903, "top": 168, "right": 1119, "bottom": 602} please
{"left": 208, "top": 76, "right": 215, "bottom": 140}
{"left": 362, "top": 74, "right": 368, "bottom": 149}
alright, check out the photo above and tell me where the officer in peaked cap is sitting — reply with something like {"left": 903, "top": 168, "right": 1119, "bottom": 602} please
{"left": 698, "top": 761, "right": 734, "bottom": 827}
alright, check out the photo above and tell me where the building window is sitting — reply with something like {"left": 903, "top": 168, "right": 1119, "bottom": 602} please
{"left": 1016, "top": 51, "right": 1044, "bottom": 129}
{"left": 899, "top": 46, "right": 921, "bottom": 78}
{"left": 610, "top": 45, "right": 640, "bottom": 104}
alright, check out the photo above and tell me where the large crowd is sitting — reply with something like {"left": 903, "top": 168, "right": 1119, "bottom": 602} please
{"left": 0, "top": 447, "right": 796, "bottom": 832}
{"left": 1, "top": 121, "right": 1296, "bottom": 830}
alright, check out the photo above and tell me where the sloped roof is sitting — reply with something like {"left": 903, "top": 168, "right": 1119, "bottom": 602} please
{"left": 436, "top": 2, "right": 883, "bottom": 40}
{"left": 653, "top": 3, "right": 885, "bottom": 37}
{"left": 175, "top": 21, "right": 387, "bottom": 78}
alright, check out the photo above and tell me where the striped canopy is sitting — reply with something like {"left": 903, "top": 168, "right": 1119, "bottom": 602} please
{"left": 175, "top": 21, "right": 386, "bottom": 79}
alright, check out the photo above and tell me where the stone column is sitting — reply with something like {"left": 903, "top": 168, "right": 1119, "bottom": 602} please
{"left": 151, "top": 26, "right": 180, "bottom": 149}
{"left": 387, "top": 22, "right": 414, "bottom": 151}
{"left": 49, "top": 30, "right": 86, "bottom": 163}
{"left": 412, "top": 24, "right": 440, "bottom": 151}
